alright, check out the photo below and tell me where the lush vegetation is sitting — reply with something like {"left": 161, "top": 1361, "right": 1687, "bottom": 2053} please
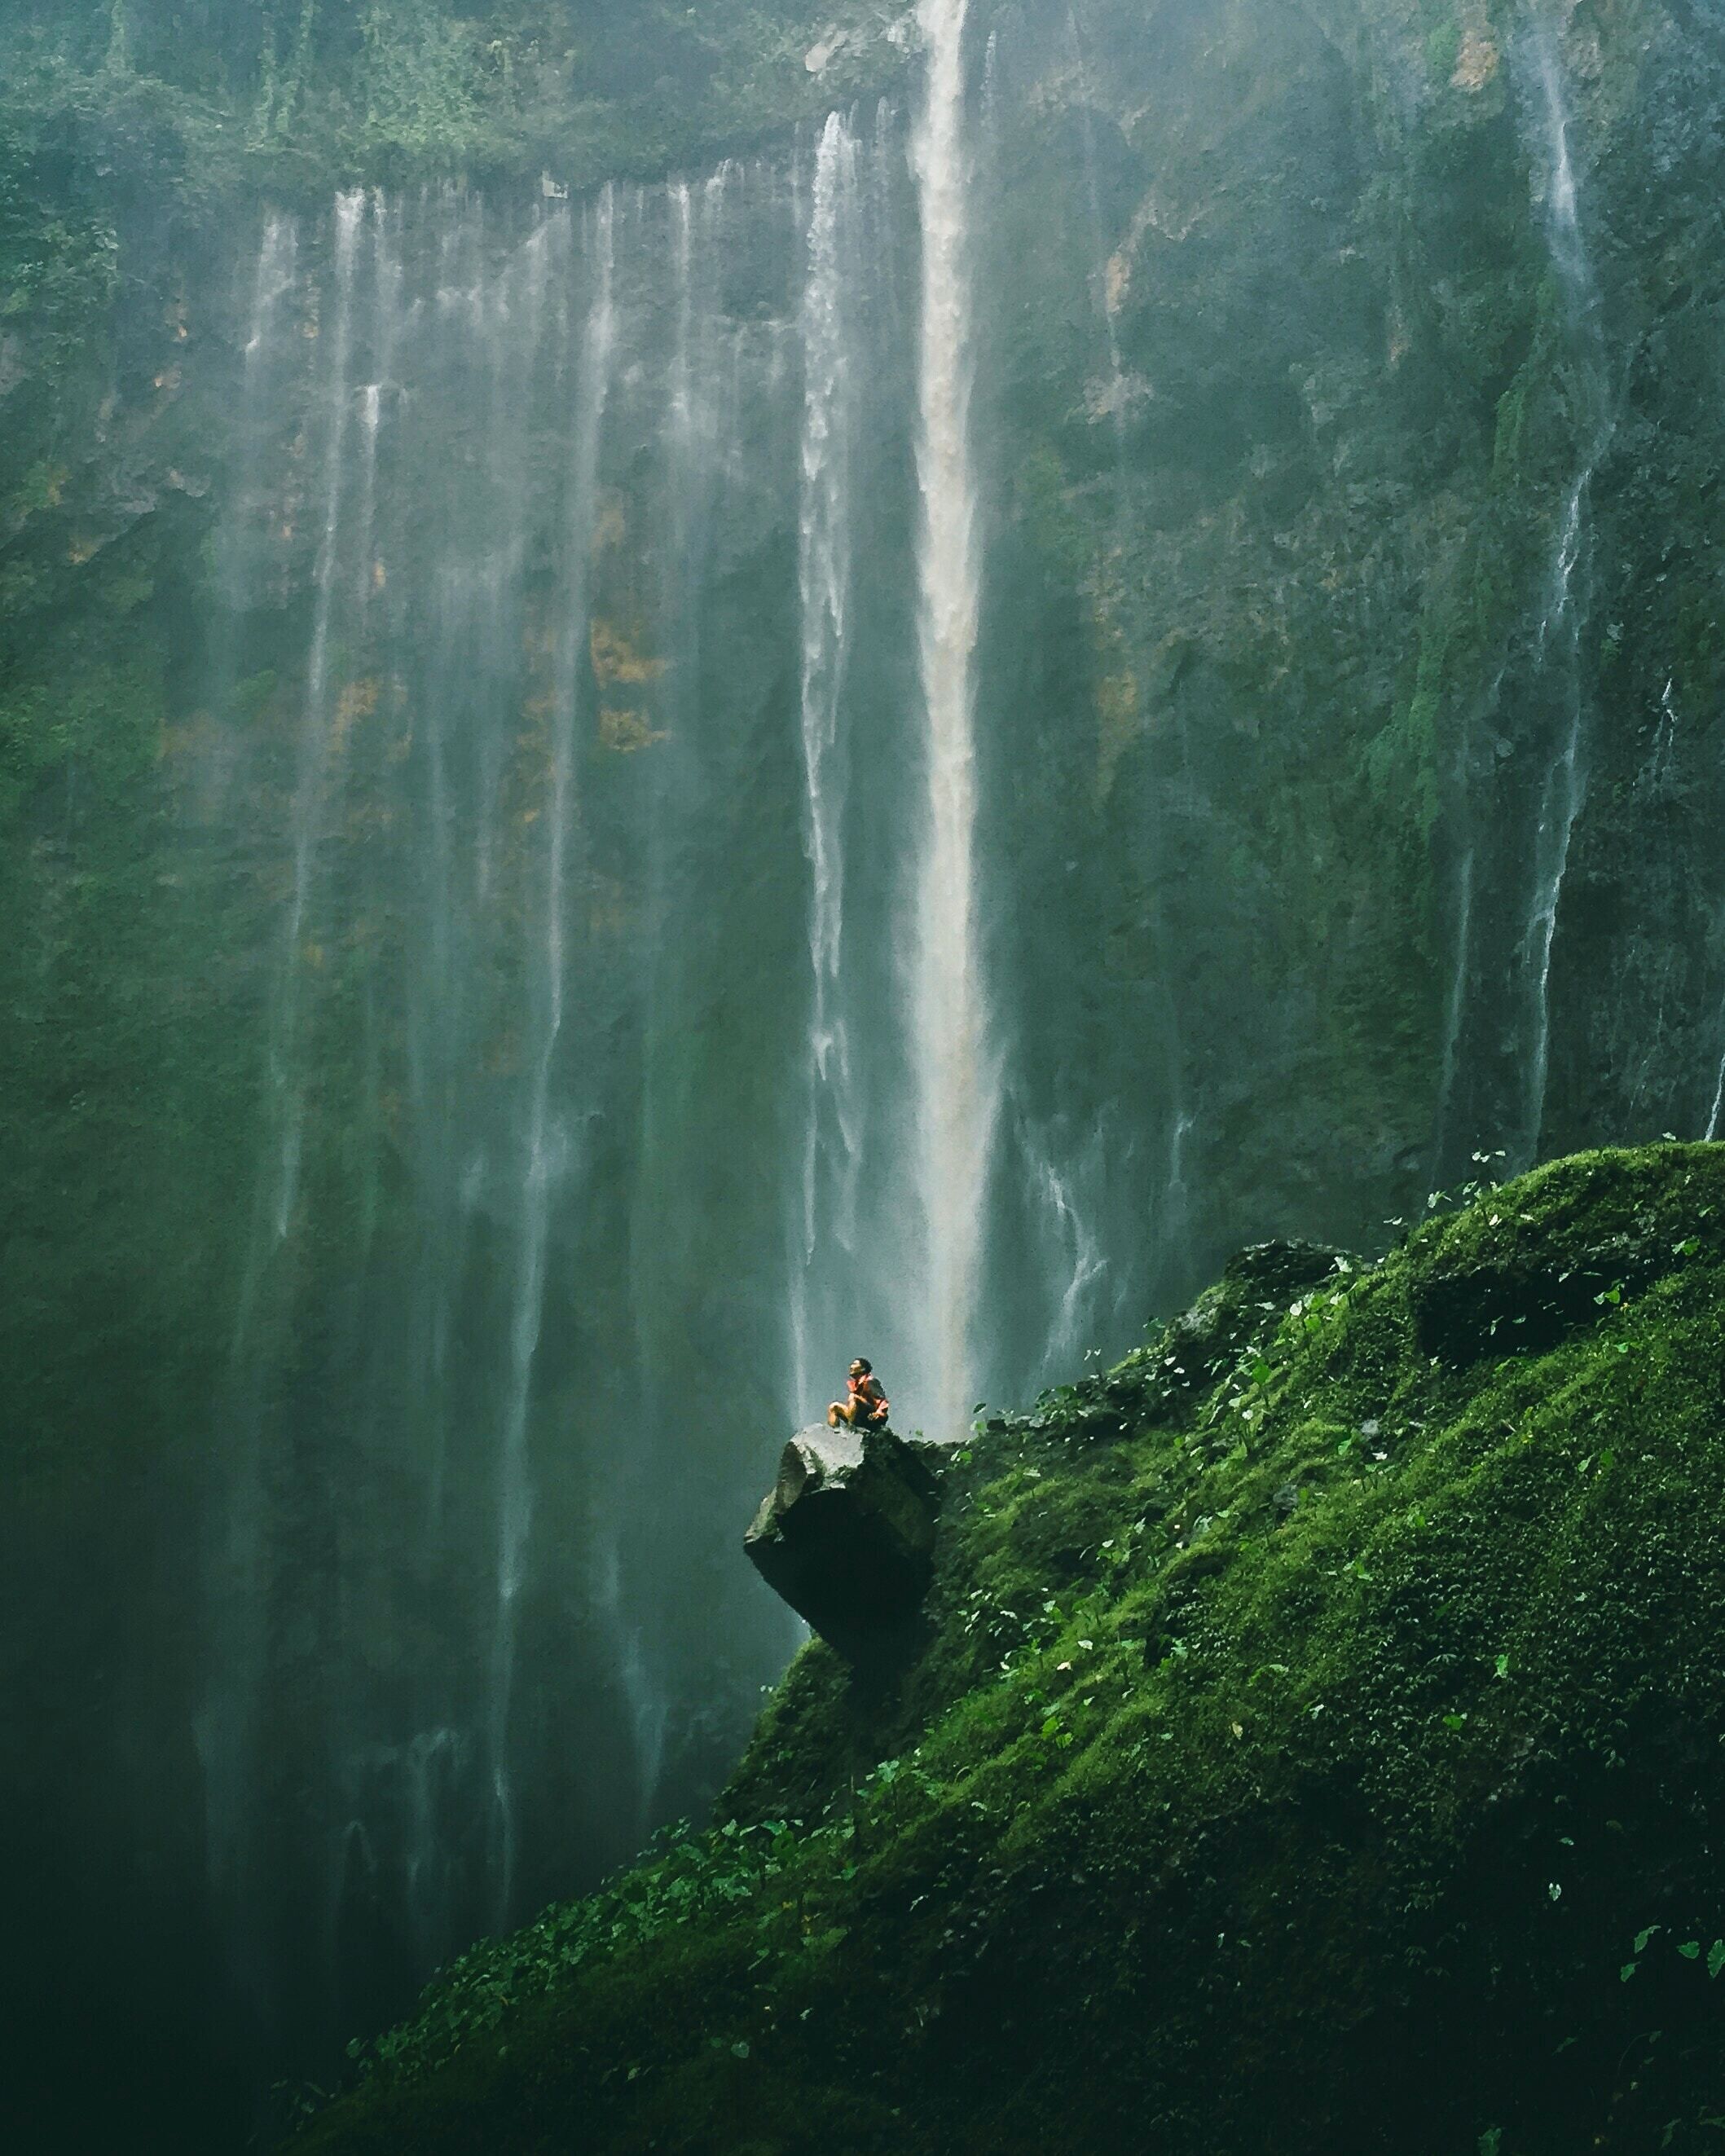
{"left": 299, "top": 1144, "right": 1725, "bottom": 2154}
{"left": 0, "top": 2, "right": 913, "bottom": 200}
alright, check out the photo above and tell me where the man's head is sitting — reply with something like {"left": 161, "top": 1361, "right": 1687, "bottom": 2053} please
{"left": 851, "top": 1357, "right": 872, "bottom": 1377}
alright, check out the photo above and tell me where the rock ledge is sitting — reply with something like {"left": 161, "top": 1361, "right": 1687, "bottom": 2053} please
{"left": 744, "top": 1425, "right": 944, "bottom": 1661}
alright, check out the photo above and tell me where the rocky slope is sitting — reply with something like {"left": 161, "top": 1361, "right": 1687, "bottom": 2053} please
{"left": 301, "top": 1143, "right": 1725, "bottom": 2156}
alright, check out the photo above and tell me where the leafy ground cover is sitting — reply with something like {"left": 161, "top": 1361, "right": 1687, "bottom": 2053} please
{"left": 0, "top": 3, "right": 915, "bottom": 205}
{"left": 298, "top": 1142, "right": 1725, "bottom": 2154}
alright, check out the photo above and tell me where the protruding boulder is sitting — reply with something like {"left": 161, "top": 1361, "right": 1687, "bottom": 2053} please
{"left": 744, "top": 1425, "right": 944, "bottom": 1661}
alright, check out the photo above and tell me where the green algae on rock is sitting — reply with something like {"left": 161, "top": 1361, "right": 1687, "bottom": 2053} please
{"left": 299, "top": 1144, "right": 1725, "bottom": 2156}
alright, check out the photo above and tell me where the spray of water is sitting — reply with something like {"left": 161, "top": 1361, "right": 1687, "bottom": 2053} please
{"left": 910, "top": 0, "right": 996, "bottom": 1441}
{"left": 488, "top": 188, "right": 618, "bottom": 1922}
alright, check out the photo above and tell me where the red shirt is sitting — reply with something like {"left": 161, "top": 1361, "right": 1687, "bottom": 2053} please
{"left": 848, "top": 1374, "right": 889, "bottom": 1422}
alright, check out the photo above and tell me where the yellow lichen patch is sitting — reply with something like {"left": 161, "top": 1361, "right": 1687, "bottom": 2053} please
{"left": 587, "top": 873, "right": 633, "bottom": 939}
{"left": 7, "top": 459, "right": 68, "bottom": 527}
{"left": 597, "top": 706, "right": 670, "bottom": 754}
{"left": 152, "top": 366, "right": 183, "bottom": 394}
{"left": 1452, "top": 30, "right": 1500, "bottom": 93}
{"left": 66, "top": 535, "right": 101, "bottom": 566}
{"left": 156, "top": 713, "right": 224, "bottom": 764}
{"left": 1107, "top": 183, "right": 1208, "bottom": 313}
{"left": 1095, "top": 671, "right": 1144, "bottom": 805}
{"left": 590, "top": 618, "right": 669, "bottom": 688}
{"left": 521, "top": 612, "right": 559, "bottom": 668}
{"left": 331, "top": 676, "right": 381, "bottom": 753}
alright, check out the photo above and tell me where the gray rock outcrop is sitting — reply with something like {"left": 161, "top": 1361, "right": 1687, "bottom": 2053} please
{"left": 744, "top": 1425, "right": 944, "bottom": 1661}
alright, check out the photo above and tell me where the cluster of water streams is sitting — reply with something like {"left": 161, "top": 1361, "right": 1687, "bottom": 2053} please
{"left": 191, "top": 19, "right": 1006, "bottom": 2069}
{"left": 139, "top": 2, "right": 1718, "bottom": 2112}
{"left": 1435, "top": 21, "right": 1618, "bottom": 1181}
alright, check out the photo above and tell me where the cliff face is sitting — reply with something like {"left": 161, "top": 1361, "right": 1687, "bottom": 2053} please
{"left": 299, "top": 1144, "right": 1725, "bottom": 2154}
{"left": 4, "top": 2, "right": 1725, "bottom": 2145}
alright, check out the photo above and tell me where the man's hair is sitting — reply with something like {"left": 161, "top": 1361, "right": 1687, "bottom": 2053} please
{"left": 854, "top": 1357, "right": 873, "bottom": 1374}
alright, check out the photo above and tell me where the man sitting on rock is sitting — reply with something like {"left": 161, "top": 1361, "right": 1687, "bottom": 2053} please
{"left": 828, "top": 1357, "right": 890, "bottom": 1432}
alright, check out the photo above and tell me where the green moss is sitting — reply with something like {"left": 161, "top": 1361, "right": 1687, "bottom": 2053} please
{"left": 0, "top": 653, "right": 163, "bottom": 821}
{"left": 1424, "top": 20, "right": 1463, "bottom": 83}
{"left": 300, "top": 1145, "right": 1725, "bottom": 2156}
{"left": 0, "top": 3, "right": 915, "bottom": 205}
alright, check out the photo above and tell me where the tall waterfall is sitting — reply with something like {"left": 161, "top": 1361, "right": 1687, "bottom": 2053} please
{"left": 909, "top": 0, "right": 994, "bottom": 1441}
{"left": 790, "top": 112, "right": 864, "bottom": 1416}
{"left": 1520, "top": 20, "right": 1613, "bottom": 1165}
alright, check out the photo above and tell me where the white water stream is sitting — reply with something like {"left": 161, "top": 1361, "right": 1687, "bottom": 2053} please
{"left": 275, "top": 188, "right": 365, "bottom": 1242}
{"left": 790, "top": 112, "right": 865, "bottom": 1417}
{"left": 1520, "top": 24, "right": 1613, "bottom": 1164}
{"left": 910, "top": 0, "right": 995, "bottom": 1441}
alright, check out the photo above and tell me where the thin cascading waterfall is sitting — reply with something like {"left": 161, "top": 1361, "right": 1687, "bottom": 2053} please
{"left": 1021, "top": 1122, "right": 1109, "bottom": 1376}
{"left": 275, "top": 187, "right": 366, "bottom": 1243}
{"left": 1520, "top": 20, "right": 1613, "bottom": 1164}
{"left": 351, "top": 193, "right": 407, "bottom": 618}
{"left": 231, "top": 210, "right": 298, "bottom": 607}
{"left": 591, "top": 1536, "right": 671, "bottom": 1847}
{"left": 910, "top": 0, "right": 996, "bottom": 1441}
{"left": 488, "top": 186, "right": 618, "bottom": 1924}
{"left": 1066, "top": 4, "right": 1129, "bottom": 456}
{"left": 1640, "top": 677, "right": 1679, "bottom": 795}
{"left": 403, "top": 1727, "right": 465, "bottom": 1969}
{"left": 346, "top": 197, "right": 409, "bottom": 1274}
{"left": 413, "top": 203, "right": 561, "bottom": 1544}
{"left": 790, "top": 109, "right": 864, "bottom": 1416}
{"left": 200, "top": 196, "right": 367, "bottom": 2029}
{"left": 192, "top": 202, "right": 309, "bottom": 2030}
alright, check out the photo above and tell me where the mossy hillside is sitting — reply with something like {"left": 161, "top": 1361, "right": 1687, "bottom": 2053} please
{"left": 302, "top": 1143, "right": 1725, "bottom": 2156}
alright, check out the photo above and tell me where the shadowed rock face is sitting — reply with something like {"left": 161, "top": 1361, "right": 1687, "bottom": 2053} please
{"left": 745, "top": 1426, "right": 944, "bottom": 1660}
